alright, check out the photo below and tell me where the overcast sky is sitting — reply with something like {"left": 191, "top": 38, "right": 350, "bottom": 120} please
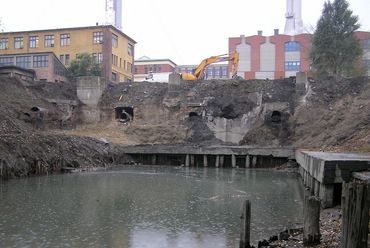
{"left": 1, "top": 0, "right": 369, "bottom": 65}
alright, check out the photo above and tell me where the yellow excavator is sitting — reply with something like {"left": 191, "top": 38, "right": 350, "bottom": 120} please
{"left": 178, "top": 52, "right": 241, "bottom": 80}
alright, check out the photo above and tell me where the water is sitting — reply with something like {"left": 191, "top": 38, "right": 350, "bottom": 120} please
{"left": 0, "top": 166, "right": 304, "bottom": 248}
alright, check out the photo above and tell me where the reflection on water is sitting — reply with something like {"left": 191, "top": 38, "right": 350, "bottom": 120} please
{"left": 0, "top": 166, "right": 304, "bottom": 248}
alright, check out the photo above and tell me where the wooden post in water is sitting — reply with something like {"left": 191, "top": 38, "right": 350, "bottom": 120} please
{"left": 303, "top": 189, "right": 321, "bottom": 246}
{"left": 215, "top": 155, "right": 220, "bottom": 168}
{"left": 203, "top": 155, "right": 208, "bottom": 167}
{"left": 239, "top": 200, "right": 252, "bottom": 248}
{"left": 220, "top": 155, "right": 224, "bottom": 167}
{"left": 185, "top": 154, "right": 190, "bottom": 167}
{"left": 245, "top": 155, "right": 250, "bottom": 168}
{"left": 151, "top": 155, "right": 157, "bottom": 165}
{"left": 232, "top": 154, "right": 236, "bottom": 168}
{"left": 341, "top": 181, "right": 369, "bottom": 248}
{"left": 252, "top": 156, "right": 257, "bottom": 168}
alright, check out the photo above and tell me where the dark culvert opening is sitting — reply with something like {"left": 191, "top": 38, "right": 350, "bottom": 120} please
{"left": 115, "top": 107, "right": 134, "bottom": 122}
{"left": 189, "top": 112, "right": 199, "bottom": 117}
{"left": 271, "top": 111, "right": 281, "bottom": 122}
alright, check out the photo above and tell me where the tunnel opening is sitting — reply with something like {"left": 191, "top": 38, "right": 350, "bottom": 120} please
{"left": 31, "top": 107, "right": 40, "bottom": 112}
{"left": 115, "top": 107, "right": 134, "bottom": 122}
{"left": 271, "top": 111, "right": 281, "bottom": 122}
{"left": 189, "top": 112, "right": 199, "bottom": 117}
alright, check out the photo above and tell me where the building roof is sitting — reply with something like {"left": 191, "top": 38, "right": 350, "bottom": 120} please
{"left": 135, "top": 58, "right": 177, "bottom": 66}
{"left": 2, "top": 25, "right": 137, "bottom": 44}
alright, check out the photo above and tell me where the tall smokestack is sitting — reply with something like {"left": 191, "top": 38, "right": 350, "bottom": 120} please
{"left": 106, "top": 0, "right": 123, "bottom": 30}
{"left": 284, "top": 0, "right": 303, "bottom": 35}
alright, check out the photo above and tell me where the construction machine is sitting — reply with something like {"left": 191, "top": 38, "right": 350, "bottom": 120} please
{"left": 178, "top": 52, "right": 240, "bottom": 80}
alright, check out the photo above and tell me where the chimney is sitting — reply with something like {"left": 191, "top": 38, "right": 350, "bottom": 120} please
{"left": 274, "top": 29, "right": 279, "bottom": 35}
{"left": 257, "top": 30, "right": 263, "bottom": 36}
{"left": 240, "top": 35, "right": 246, "bottom": 44}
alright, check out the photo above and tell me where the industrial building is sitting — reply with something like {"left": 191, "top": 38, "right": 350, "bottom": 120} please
{"left": 228, "top": 30, "right": 370, "bottom": 80}
{"left": 134, "top": 56, "right": 177, "bottom": 82}
{"left": 0, "top": 25, "right": 136, "bottom": 82}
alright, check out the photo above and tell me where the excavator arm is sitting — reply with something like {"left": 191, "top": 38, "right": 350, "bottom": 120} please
{"left": 179, "top": 52, "right": 239, "bottom": 80}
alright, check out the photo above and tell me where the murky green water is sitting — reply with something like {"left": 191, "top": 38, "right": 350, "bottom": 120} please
{"left": 0, "top": 166, "right": 304, "bottom": 248}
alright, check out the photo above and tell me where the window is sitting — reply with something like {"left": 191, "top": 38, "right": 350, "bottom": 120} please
{"left": 158, "top": 64, "right": 161, "bottom": 72}
{"left": 112, "top": 72, "right": 117, "bottom": 82}
{"left": 16, "top": 56, "right": 31, "bottom": 68}
{"left": 29, "top": 36, "right": 38, "bottom": 48}
{"left": 93, "top": 32, "right": 103, "bottom": 44}
{"left": 128, "top": 43, "right": 133, "bottom": 55}
{"left": 44, "top": 35, "right": 54, "bottom": 47}
{"left": 215, "top": 68, "right": 220, "bottom": 76}
{"left": 112, "top": 33, "right": 118, "bottom": 47}
{"left": 284, "top": 41, "right": 300, "bottom": 52}
{"left": 60, "top": 55, "right": 65, "bottom": 64}
{"left": 14, "top": 37, "right": 23, "bottom": 49}
{"left": 112, "top": 54, "right": 118, "bottom": 66}
{"left": 33, "top": 55, "right": 48, "bottom": 67}
{"left": 0, "top": 38, "right": 8, "bottom": 50}
{"left": 60, "top": 34, "right": 70, "bottom": 46}
{"left": 207, "top": 68, "right": 213, "bottom": 76}
{"left": 97, "top": 53, "right": 103, "bottom": 63}
{"left": 285, "top": 61, "right": 300, "bottom": 71}
{"left": 153, "top": 64, "right": 157, "bottom": 72}
{"left": 222, "top": 67, "right": 227, "bottom": 76}
{"left": 92, "top": 53, "right": 97, "bottom": 64}
{"left": 0, "top": 57, "right": 14, "bottom": 66}
{"left": 65, "top": 54, "right": 70, "bottom": 65}
{"left": 127, "top": 62, "right": 132, "bottom": 72}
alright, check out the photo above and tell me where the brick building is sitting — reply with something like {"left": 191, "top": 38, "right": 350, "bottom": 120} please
{"left": 134, "top": 56, "right": 177, "bottom": 82}
{"left": 0, "top": 25, "right": 136, "bottom": 82}
{"left": 176, "top": 63, "right": 230, "bottom": 80}
{"left": 229, "top": 30, "right": 370, "bottom": 80}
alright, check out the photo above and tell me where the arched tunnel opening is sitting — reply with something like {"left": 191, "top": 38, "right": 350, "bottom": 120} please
{"left": 189, "top": 112, "right": 199, "bottom": 117}
{"left": 115, "top": 107, "right": 134, "bottom": 122}
{"left": 271, "top": 111, "right": 281, "bottom": 122}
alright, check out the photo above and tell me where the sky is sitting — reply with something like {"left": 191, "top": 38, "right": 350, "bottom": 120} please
{"left": 1, "top": 0, "right": 369, "bottom": 65}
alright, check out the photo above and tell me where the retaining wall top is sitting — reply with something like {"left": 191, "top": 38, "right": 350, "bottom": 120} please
{"left": 295, "top": 150, "right": 370, "bottom": 184}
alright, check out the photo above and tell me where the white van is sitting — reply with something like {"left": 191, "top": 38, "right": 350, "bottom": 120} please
{"left": 143, "top": 72, "right": 171, "bottom": 83}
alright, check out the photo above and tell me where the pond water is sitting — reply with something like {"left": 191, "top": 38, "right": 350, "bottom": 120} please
{"left": 0, "top": 166, "right": 304, "bottom": 248}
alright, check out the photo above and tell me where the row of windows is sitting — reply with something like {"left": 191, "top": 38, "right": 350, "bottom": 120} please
{"left": 285, "top": 61, "right": 301, "bottom": 71}
{"left": 0, "top": 32, "right": 133, "bottom": 55}
{"left": 284, "top": 41, "right": 300, "bottom": 52}
{"left": 144, "top": 64, "right": 162, "bottom": 74}
{"left": 0, "top": 55, "right": 49, "bottom": 68}
{"left": 0, "top": 34, "right": 70, "bottom": 49}
{"left": 177, "top": 67, "right": 228, "bottom": 77}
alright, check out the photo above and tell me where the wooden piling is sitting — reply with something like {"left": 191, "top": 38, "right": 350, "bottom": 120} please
{"left": 252, "top": 156, "right": 257, "bottom": 168}
{"left": 151, "top": 154, "right": 157, "bottom": 165}
{"left": 232, "top": 154, "right": 236, "bottom": 168}
{"left": 215, "top": 155, "right": 220, "bottom": 168}
{"left": 185, "top": 154, "right": 190, "bottom": 167}
{"left": 303, "top": 189, "right": 321, "bottom": 246}
{"left": 239, "top": 200, "right": 252, "bottom": 248}
{"left": 203, "top": 155, "right": 208, "bottom": 167}
{"left": 245, "top": 155, "right": 250, "bottom": 168}
{"left": 220, "top": 155, "right": 224, "bottom": 167}
{"left": 341, "top": 181, "right": 369, "bottom": 248}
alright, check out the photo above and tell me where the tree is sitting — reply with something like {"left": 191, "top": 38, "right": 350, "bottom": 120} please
{"left": 309, "top": 0, "right": 366, "bottom": 79}
{"left": 67, "top": 53, "right": 101, "bottom": 78}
